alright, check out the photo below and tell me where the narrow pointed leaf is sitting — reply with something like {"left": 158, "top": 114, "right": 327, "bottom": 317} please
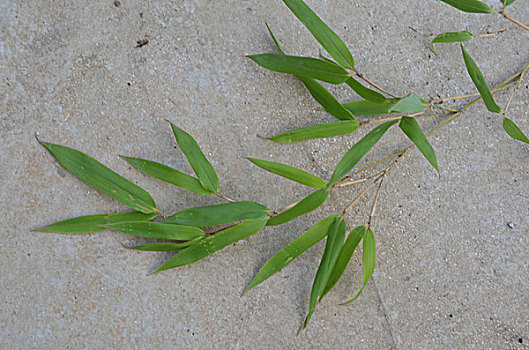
{"left": 267, "top": 120, "right": 359, "bottom": 143}
{"left": 282, "top": 0, "right": 354, "bottom": 69}
{"left": 165, "top": 201, "right": 269, "bottom": 227}
{"left": 34, "top": 211, "right": 156, "bottom": 234}
{"left": 170, "top": 123, "right": 219, "bottom": 193}
{"left": 503, "top": 117, "right": 529, "bottom": 144}
{"left": 388, "top": 93, "right": 425, "bottom": 114}
{"left": 247, "top": 53, "right": 350, "bottom": 84}
{"left": 440, "top": 0, "right": 493, "bottom": 13}
{"left": 302, "top": 216, "right": 347, "bottom": 330}
{"left": 40, "top": 142, "right": 157, "bottom": 213}
{"left": 247, "top": 157, "right": 327, "bottom": 189}
{"left": 266, "top": 23, "right": 285, "bottom": 54}
{"left": 124, "top": 240, "right": 201, "bottom": 252}
{"left": 104, "top": 222, "right": 205, "bottom": 241}
{"left": 341, "top": 228, "right": 376, "bottom": 305}
{"left": 399, "top": 117, "right": 439, "bottom": 173}
{"left": 342, "top": 100, "right": 394, "bottom": 116}
{"left": 323, "top": 225, "right": 367, "bottom": 297}
{"left": 154, "top": 218, "right": 267, "bottom": 273}
{"left": 266, "top": 188, "right": 329, "bottom": 226}
{"left": 299, "top": 76, "right": 355, "bottom": 120}
{"left": 345, "top": 78, "right": 386, "bottom": 103}
{"left": 121, "top": 156, "right": 212, "bottom": 195}
{"left": 461, "top": 45, "right": 501, "bottom": 113}
{"left": 244, "top": 215, "right": 338, "bottom": 293}
{"left": 329, "top": 121, "right": 398, "bottom": 186}
{"left": 430, "top": 31, "right": 473, "bottom": 53}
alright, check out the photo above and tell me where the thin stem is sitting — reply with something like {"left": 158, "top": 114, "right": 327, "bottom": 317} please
{"left": 333, "top": 178, "right": 369, "bottom": 189}
{"left": 501, "top": 12, "right": 529, "bottom": 31}
{"left": 367, "top": 176, "right": 384, "bottom": 229}
{"left": 207, "top": 223, "right": 238, "bottom": 236}
{"left": 216, "top": 192, "right": 235, "bottom": 202}
{"left": 359, "top": 116, "right": 402, "bottom": 126}
{"left": 430, "top": 92, "right": 480, "bottom": 104}
{"left": 341, "top": 180, "right": 377, "bottom": 217}
{"left": 475, "top": 25, "right": 519, "bottom": 38}
{"left": 353, "top": 69, "right": 399, "bottom": 98}
{"left": 272, "top": 199, "right": 301, "bottom": 216}
{"left": 504, "top": 62, "right": 529, "bottom": 115}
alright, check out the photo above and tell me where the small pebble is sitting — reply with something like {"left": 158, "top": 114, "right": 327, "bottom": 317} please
{"left": 519, "top": 337, "right": 523, "bottom": 344}
{"left": 114, "top": 0, "right": 120, "bottom": 7}
{"left": 506, "top": 222, "right": 515, "bottom": 229}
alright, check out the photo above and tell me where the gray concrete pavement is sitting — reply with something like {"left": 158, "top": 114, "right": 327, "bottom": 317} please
{"left": 1, "top": 0, "right": 528, "bottom": 348}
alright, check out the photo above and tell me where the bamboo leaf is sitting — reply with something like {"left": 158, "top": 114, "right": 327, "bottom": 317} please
{"left": 124, "top": 240, "right": 201, "bottom": 252}
{"left": 34, "top": 212, "right": 156, "bottom": 234}
{"left": 154, "top": 218, "right": 268, "bottom": 273}
{"left": 266, "top": 188, "right": 329, "bottom": 226}
{"left": 299, "top": 76, "right": 355, "bottom": 120}
{"left": 121, "top": 156, "right": 212, "bottom": 195}
{"left": 323, "top": 225, "right": 367, "bottom": 297}
{"left": 266, "top": 23, "right": 285, "bottom": 54}
{"left": 430, "top": 31, "right": 473, "bottom": 53}
{"left": 328, "top": 121, "right": 398, "bottom": 187}
{"left": 440, "top": 0, "right": 494, "bottom": 13}
{"left": 461, "top": 45, "right": 501, "bottom": 113}
{"left": 247, "top": 157, "right": 327, "bottom": 189}
{"left": 345, "top": 78, "right": 386, "bottom": 103}
{"left": 302, "top": 216, "right": 347, "bottom": 330}
{"left": 502, "top": 0, "right": 516, "bottom": 6}
{"left": 247, "top": 53, "right": 350, "bottom": 84}
{"left": 342, "top": 100, "right": 394, "bottom": 116}
{"left": 399, "top": 117, "right": 440, "bottom": 173}
{"left": 388, "top": 93, "right": 425, "bottom": 114}
{"left": 104, "top": 222, "right": 205, "bottom": 241}
{"left": 165, "top": 201, "right": 269, "bottom": 227}
{"left": 503, "top": 117, "right": 529, "bottom": 144}
{"left": 170, "top": 123, "right": 220, "bottom": 193}
{"left": 341, "top": 228, "right": 376, "bottom": 305}
{"left": 244, "top": 215, "right": 338, "bottom": 293}
{"left": 267, "top": 120, "right": 360, "bottom": 143}
{"left": 40, "top": 142, "right": 157, "bottom": 213}
{"left": 282, "top": 0, "right": 354, "bottom": 69}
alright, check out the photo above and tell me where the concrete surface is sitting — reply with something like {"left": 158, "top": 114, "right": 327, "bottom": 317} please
{"left": 1, "top": 0, "right": 528, "bottom": 348}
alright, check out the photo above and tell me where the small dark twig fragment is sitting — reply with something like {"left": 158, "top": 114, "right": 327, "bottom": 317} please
{"left": 135, "top": 39, "right": 149, "bottom": 48}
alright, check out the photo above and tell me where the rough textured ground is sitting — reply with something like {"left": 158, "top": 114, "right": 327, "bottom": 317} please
{"left": 1, "top": 0, "right": 528, "bottom": 348}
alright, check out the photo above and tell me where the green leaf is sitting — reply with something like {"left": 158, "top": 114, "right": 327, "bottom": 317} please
{"left": 34, "top": 211, "right": 156, "bottom": 234}
{"left": 121, "top": 156, "right": 212, "bottom": 195}
{"left": 299, "top": 76, "right": 355, "bottom": 120}
{"left": 388, "top": 93, "right": 425, "bottom": 114}
{"left": 461, "top": 45, "right": 501, "bottom": 113}
{"left": 503, "top": 117, "right": 529, "bottom": 144}
{"left": 282, "top": 0, "right": 354, "bottom": 69}
{"left": 170, "top": 123, "right": 220, "bottom": 193}
{"left": 266, "top": 188, "right": 329, "bottom": 226}
{"left": 341, "top": 228, "right": 376, "bottom": 305}
{"left": 302, "top": 216, "right": 347, "bottom": 330}
{"left": 267, "top": 120, "right": 360, "bottom": 143}
{"left": 104, "top": 222, "right": 205, "bottom": 241}
{"left": 342, "top": 100, "right": 394, "bottom": 116}
{"left": 165, "top": 201, "right": 269, "bottom": 227}
{"left": 124, "top": 240, "right": 201, "bottom": 252}
{"left": 154, "top": 218, "right": 268, "bottom": 273}
{"left": 430, "top": 31, "right": 473, "bottom": 53}
{"left": 244, "top": 215, "right": 338, "bottom": 293}
{"left": 247, "top": 157, "right": 327, "bottom": 189}
{"left": 266, "top": 23, "right": 285, "bottom": 55}
{"left": 399, "top": 117, "right": 440, "bottom": 173}
{"left": 345, "top": 78, "right": 386, "bottom": 103}
{"left": 40, "top": 142, "right": 157, "bottom": 214}
{"left": 502, "top": 0, "right": 516, "bottom": 6}
{"left": 247, "top": 53, "right": 350, "bottom": 85}
{"left": 323, "top": 225, "right": 367, "bottom": 297}
{"left": 440, "top": 0, "right": 494, "bottom": 13}
{"left": 328, "top": 121, "right": 398, "bottom": 186}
